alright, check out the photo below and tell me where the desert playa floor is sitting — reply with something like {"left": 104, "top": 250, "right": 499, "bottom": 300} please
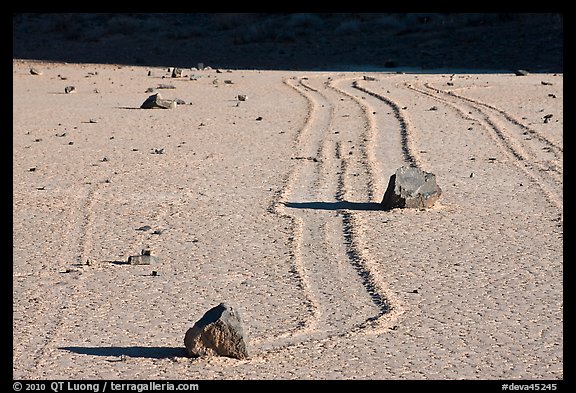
{"left": 13, "top": 60, "right": 563, "bottom": 380}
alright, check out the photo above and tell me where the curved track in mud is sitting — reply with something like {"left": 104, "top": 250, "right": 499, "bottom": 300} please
{"left": 260, "top": 74, "right": 417, "bottom": 352}
{"left": 404, "top": 80, "right": 563, "bottom": 213}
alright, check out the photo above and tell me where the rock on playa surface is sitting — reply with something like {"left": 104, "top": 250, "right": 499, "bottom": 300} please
{"left": 381, "top": 166, "right": 442, "bottom": 210}
{"left": 184, "top": 303, "right": 249, "bottom": 359}
{"left": 140, "top": 93, "right": 177, "bottom": 109}
{"left": 127, "top": 249, "right": 158, "bottom": 265}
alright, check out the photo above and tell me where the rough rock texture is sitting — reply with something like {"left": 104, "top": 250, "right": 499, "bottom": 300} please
{"left": 184, "top": 303, "right": 249, "bottom": 359}
{"left": 381, "top": 166, "right": 442, "bottom": 210}
{"left": 140, "top": 93, "right": 176, "bottom": 109}
{"left": 127, "top": 249, "right": 158, "bottom": 265}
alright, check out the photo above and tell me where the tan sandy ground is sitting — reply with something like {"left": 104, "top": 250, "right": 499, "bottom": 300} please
{"left": 13, "top": 60, "right": 562, "bottom": 380}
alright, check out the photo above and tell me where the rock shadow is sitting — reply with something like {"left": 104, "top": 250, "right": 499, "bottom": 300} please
{"left": 61, "top": 346, "right": 188, "bottom": 359}
{"left": 282, "top": 201, "right": 382, "bottom": 211}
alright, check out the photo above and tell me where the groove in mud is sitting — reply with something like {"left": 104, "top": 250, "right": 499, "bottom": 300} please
{"left": 352, "top": 80, "right": 419, "bottom": 168}
{"left": 405, "top": 81, "right": 562, "bottom": 211}
{"left": 328, "top": 78, "right": 377, "bottom": 202}
{"left": 426, "top": 82, "right": 562, "bottom": 156}
{"left": 335, "top": 141, "right": 390, "bottom": 318}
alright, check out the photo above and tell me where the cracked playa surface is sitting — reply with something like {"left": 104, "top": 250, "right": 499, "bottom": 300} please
{"left": 13, "top": 60, "right": 562, "bottom": 379}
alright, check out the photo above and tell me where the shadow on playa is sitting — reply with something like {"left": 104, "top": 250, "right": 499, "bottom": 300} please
{"left": 61, "top": 346, "right": 188, "bottom": 359}
{"left": 282, "top": 201, "right": 382, "bottom": 211}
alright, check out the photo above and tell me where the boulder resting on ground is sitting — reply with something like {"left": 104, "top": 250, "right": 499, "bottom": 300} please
{"left": 184, "top": 303, "right": 249, "bottom": 359}
{"left": 381, "top": 166, "right": 442, "bottom": 210}
{"left": 140, "top": 93, "right": 177, "bottom": 109}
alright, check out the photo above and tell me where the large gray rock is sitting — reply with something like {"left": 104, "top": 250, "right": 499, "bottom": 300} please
{"left": 184, "top": 303, "right": 249, "bottom": 359}
{"left": 381, "top": 166, "right": 442, "bottom": 210}
{"left": 140, "top": 93, "right": 177, "bottom": 109}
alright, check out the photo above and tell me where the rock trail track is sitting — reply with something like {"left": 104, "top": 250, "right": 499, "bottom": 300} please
{"left": 257, "top": 74, "right": 429, "bottom": 351}
{"left": 257, "top": 72, "right": 563, "bottom": 353}
{"left": 404, "top": 80, "right": 562, "bottom": 213}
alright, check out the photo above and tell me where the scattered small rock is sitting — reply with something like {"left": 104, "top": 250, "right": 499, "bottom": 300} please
{"left": 255, "top": 116, "right": 263, "bottom": 121}
{"left": 136, "top": 225, "right": 152, "bottom": 231}
{"left": 543, "top": 114, "right": 553, "bottom": 123}
{"left": 548, "top": 93, "right": 556, "bottom": 98}
{"left": 184, "top": 303, "right": 249, "bottom": 359}
{"left": 152, "top": 148, "right": 165, "bottom": 154}
{"left": 381, "top": 166, "right": 442, "bottom": 210}
{"left": 157, "top": 84, "right": 176, "bottom": 89}
{"left": 29, "top": 68, "right": 42, "bottom": 75}
{"left": 428, "top": 106, "right": 438, "bottom": 111}
{"left": 514, "top": 69, "right": 529, "bottom": 76}
{"left": 29, "top": 167, "right": 36, "bottom": 172}
{"left": 541, "top": 81, "right": 553, "bottom": 86}
{"left": 363, "top": 75, "right": 376, "bottom": 81}
{"left": 224, "top": 80, "right": 234, "bottom": 85}
{"left": 237, "top": 94, "right": 247, "bottom": 101}
{"left": 293, "top": 156, "right": 318, "bottom": 162}
{"left": 64, "top": 86, "right": 76, "bottom": 94}
{"left": 171, "top": 68, "right": 183, "bottom": 78}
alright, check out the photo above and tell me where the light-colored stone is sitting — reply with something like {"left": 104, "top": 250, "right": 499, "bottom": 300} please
{"left": 127, "top": 249, "right": 158, "bottom": 265}
{"left": 140, "top": 93, "right": 176, "bottom": 109}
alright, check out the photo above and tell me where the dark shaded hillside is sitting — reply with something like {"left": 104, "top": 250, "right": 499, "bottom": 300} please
{"left": 13, "top": 13, "right": 563, "bottom": 72}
